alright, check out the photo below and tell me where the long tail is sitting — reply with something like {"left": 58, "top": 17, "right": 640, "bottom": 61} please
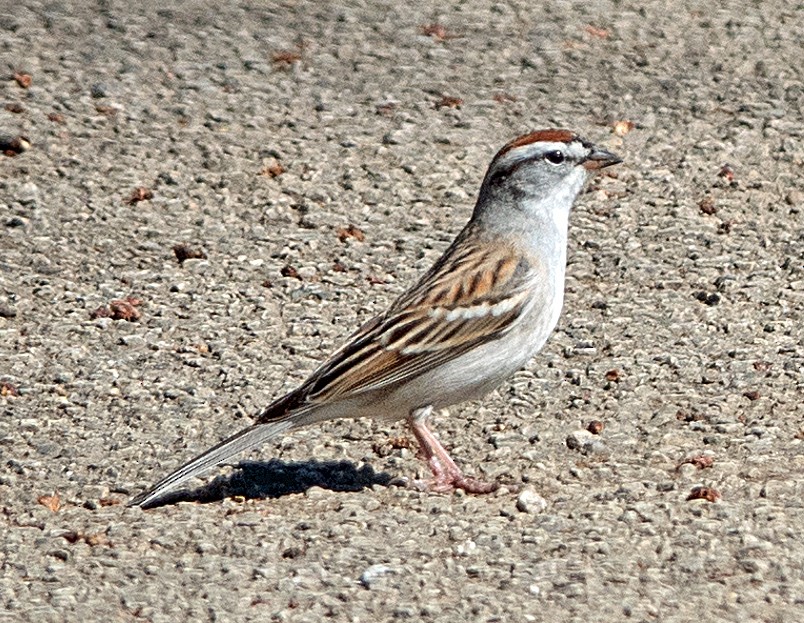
{"left": 129, "top": 393, "right": 314, "bottom": 508}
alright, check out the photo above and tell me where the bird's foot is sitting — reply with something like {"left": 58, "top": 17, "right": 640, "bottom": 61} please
{"left": 425, "top": 456, "right": 499, "bottom": 494}
{"left": 403, "top": 406, "right": 499, "bottom": 495}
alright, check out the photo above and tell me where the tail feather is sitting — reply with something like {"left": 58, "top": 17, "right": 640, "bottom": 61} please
{"left": 129, "top": 413, "right": 305, "bottom": 509}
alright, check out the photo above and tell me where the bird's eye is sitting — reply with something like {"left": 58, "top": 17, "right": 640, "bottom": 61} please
{"left": 544, "top": 150, "right": 565, "bottom": 165}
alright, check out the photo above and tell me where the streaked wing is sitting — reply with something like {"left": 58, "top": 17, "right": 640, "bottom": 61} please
{"left": 293, "top": 226, "right": 538, "bottom": 405}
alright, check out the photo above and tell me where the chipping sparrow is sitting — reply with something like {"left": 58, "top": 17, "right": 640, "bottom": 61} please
{"left": 130, "top": 129, "right": 621, "bottom": 508}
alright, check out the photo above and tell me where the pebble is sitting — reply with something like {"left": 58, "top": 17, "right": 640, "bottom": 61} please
{"left": 82, "top": 485, "right": 109, "bottom": 500}
{"left": 359, "top": 564, "right": 394, "bottom": 589}
{"left": 90, "top": 82, "right": 109, "bottom": 98}
{"left": 566, "top": 429, "right": 593, "bottom": 450}
{"left": 297, "top": 266, "right": 317, "bottom": 279}
{"left": 566, "top": 430, "right": 607, "bottom": 455}
{"left": 516, "top": 488, "right": 548, "bottom": 514}
{"left": 93, "top": 317, "right": 112, "bottom": 330}
{"left": 16, "top": 182, "right": 40, "bottom": 207}
{"left": 118, "top": 335, "right": 145, "bottom": 347}
{"left": 20, "top": 419, "right": 39, "bottom": 432}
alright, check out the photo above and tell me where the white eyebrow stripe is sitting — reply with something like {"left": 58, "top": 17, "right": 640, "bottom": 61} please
{"left": 490, "top": 141, "right": 565, "bottom": 174}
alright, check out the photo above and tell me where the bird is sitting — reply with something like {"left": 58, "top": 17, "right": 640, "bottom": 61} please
{"left": 129, "top": 129, "right": 621, "bottom": 508}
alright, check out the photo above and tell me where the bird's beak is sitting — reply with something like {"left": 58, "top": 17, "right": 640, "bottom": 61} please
{"left": 582, "top": 147, "right": 622, "bottom": 170}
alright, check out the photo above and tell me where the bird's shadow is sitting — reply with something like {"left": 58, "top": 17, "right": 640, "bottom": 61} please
{"left": 141, "top": 458, "right": 394, "bottom": 508}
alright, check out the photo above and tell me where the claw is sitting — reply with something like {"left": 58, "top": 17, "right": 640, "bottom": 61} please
{"left": 406, "top": 406, "right": 499, "bottom": 495}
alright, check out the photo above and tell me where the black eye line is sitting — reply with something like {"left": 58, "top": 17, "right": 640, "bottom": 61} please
{"left": 487, "top": 148, "right": 573, "bottom": 183}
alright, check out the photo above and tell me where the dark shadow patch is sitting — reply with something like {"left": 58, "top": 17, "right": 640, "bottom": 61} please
{"left": 137, "top": 459, "right": 393, "bottom": 508}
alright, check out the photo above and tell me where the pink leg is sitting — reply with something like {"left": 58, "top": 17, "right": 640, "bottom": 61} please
{"left": 407, "top": 406, "right": 498, "bottom": 494}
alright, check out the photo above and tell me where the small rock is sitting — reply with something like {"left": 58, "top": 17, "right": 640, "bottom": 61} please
{"left": 566, "top": 429, "right": 593, "bottom": 450}
{"left": 359, "top": 564, "right": 394, "bottom": 589}
{"left": 118, "top": 335, "right": 145, "bottom": 347}
{"left": 17, "top": 182, "right": 40, "bottom": 207}
{"left": 20, "top": 418, "right": 39, "bottom": 432}
{"left": 0, "top": 304, "right": 17, "bottom": 317}
{"left": 83, "top": 485, "right": 109, "bottom": 500}
{"left": 566, "top": 429, "right": 607, "bottom": 456}
{"left": 195, "top": 541, "right": 217, "bottom": 554}
{"left": 90, "top": 82, "right": 110, "bottom": 98}
{"left": 36, "top": 442, "right": 62, "bottom": 457}
{"left": 516, "top": 488, "right": 548, "bottom": 514}
{"left": 382, "top": 130, "right": 403, "bottom": 145}
{"left": 93, "top": 317, "right": 112, "bottom": 330}
{"left": 297, "top": 266, "right": 317, "bottom": 279}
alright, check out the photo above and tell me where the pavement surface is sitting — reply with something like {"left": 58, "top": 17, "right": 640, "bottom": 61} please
{"left": 1, "top": 1, "right": 803, "bottom": 621}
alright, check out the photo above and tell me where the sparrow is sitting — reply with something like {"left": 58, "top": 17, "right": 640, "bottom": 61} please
{"left": 130, "top": 129, "right": 621, "bottom": 508}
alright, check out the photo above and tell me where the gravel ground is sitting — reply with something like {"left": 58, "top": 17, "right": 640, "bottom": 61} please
{"left": 1, "top": 1, "right": 803, "bottom": 621}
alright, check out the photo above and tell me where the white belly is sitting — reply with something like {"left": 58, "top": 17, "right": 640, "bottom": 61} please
{"left": 374, "top": 284, "right": 564, "bottom": 416}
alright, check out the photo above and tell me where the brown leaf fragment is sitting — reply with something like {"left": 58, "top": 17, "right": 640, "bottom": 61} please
{"left": 127, "top": 187, "right": 153, "bottom": 205}
{"left": 94, "top": 104, "right": 119, "bottom": 117}
{"left": 604, "top": 369, "right": 621, "bottom": 382}
{"left": 0, "top": 381, "right": 19, "bottom": 397}
{"left": 584, "top": 25, "right": 610, "bottom": 38}
{"left": 717, "top": 164, "right": 735, "bottom": 182}
{"left": 389, "top": 436, "right": 415, "bottom": 450}
{"left": 366, "top": 275, "right": 386, "bottom": 285}
{"left": 108, "top": 299, "right": 142, "bottom": 322}
{"left": 699, "top": 197, "right": 717, "bottom": 215}
{"left": 1, "top": 135, "right": 31, "bottom": 156}
{"left": 375, "top": 102, "right": 397, "bottom": 116}
{"left": 83, "top": 532, "right": 111, "bottom": 547}
{"left": 259, "top": 161, "right": 285, "bottom": 178}
{"left": 373, "top": 435, "right": 416, "bottom": 457}
{"left": 676, "top": 455, "right": 714, "bottom": 471}
{"left": 89, "top": 305, "right": 112, "bottom": 319}
{"left": 742, "top": 390, "right": 760, "bottom": 401}
{"left": 420, "top": 23, "right": 460, "bottom": 41}
{"left": 612, "top": 120, "right": 634, "bottom": 136}
{"left": 676, "top": 410, "right": 704, "bottom": 422}
{"left": 687, "top": 486, "right": 720, "bottom": 502}
{"left": 38, "top": 494, "right": 61, "bottom": 512}
{"left": 336, "top": 224, "right": 366, "bottom": 242}
{"left": 5, "top": 102, "right": 25, "bottom": 113}
{"left": 281, "top": 265, "right": 300, "bottom": 279}
{"left": 47, "top": 112, "right": 66, "bottom": 124}
{"left": 586, "top": 420, "right": 605, "bottom": 435}
{"left": 493, "top": 93, "right": 517, "bottom": 104}
{"left": 271, "top": 50, "right": 302, "bottom": 66}
{"left": 14, "top": 72, "right": 32, "bottom": 88}
{"left": 91, "top": 297, "right": 142, "bottom": 321}
{"left": 434, "top": 95, "right": 463, "bottom": 109}
{"left": 173, "top": 244, "right": 207, "bottom": 264}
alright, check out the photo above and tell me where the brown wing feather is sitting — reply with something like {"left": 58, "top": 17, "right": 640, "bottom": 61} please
{"left": 295, "top": 227, "right": 536, "bottom": 403}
